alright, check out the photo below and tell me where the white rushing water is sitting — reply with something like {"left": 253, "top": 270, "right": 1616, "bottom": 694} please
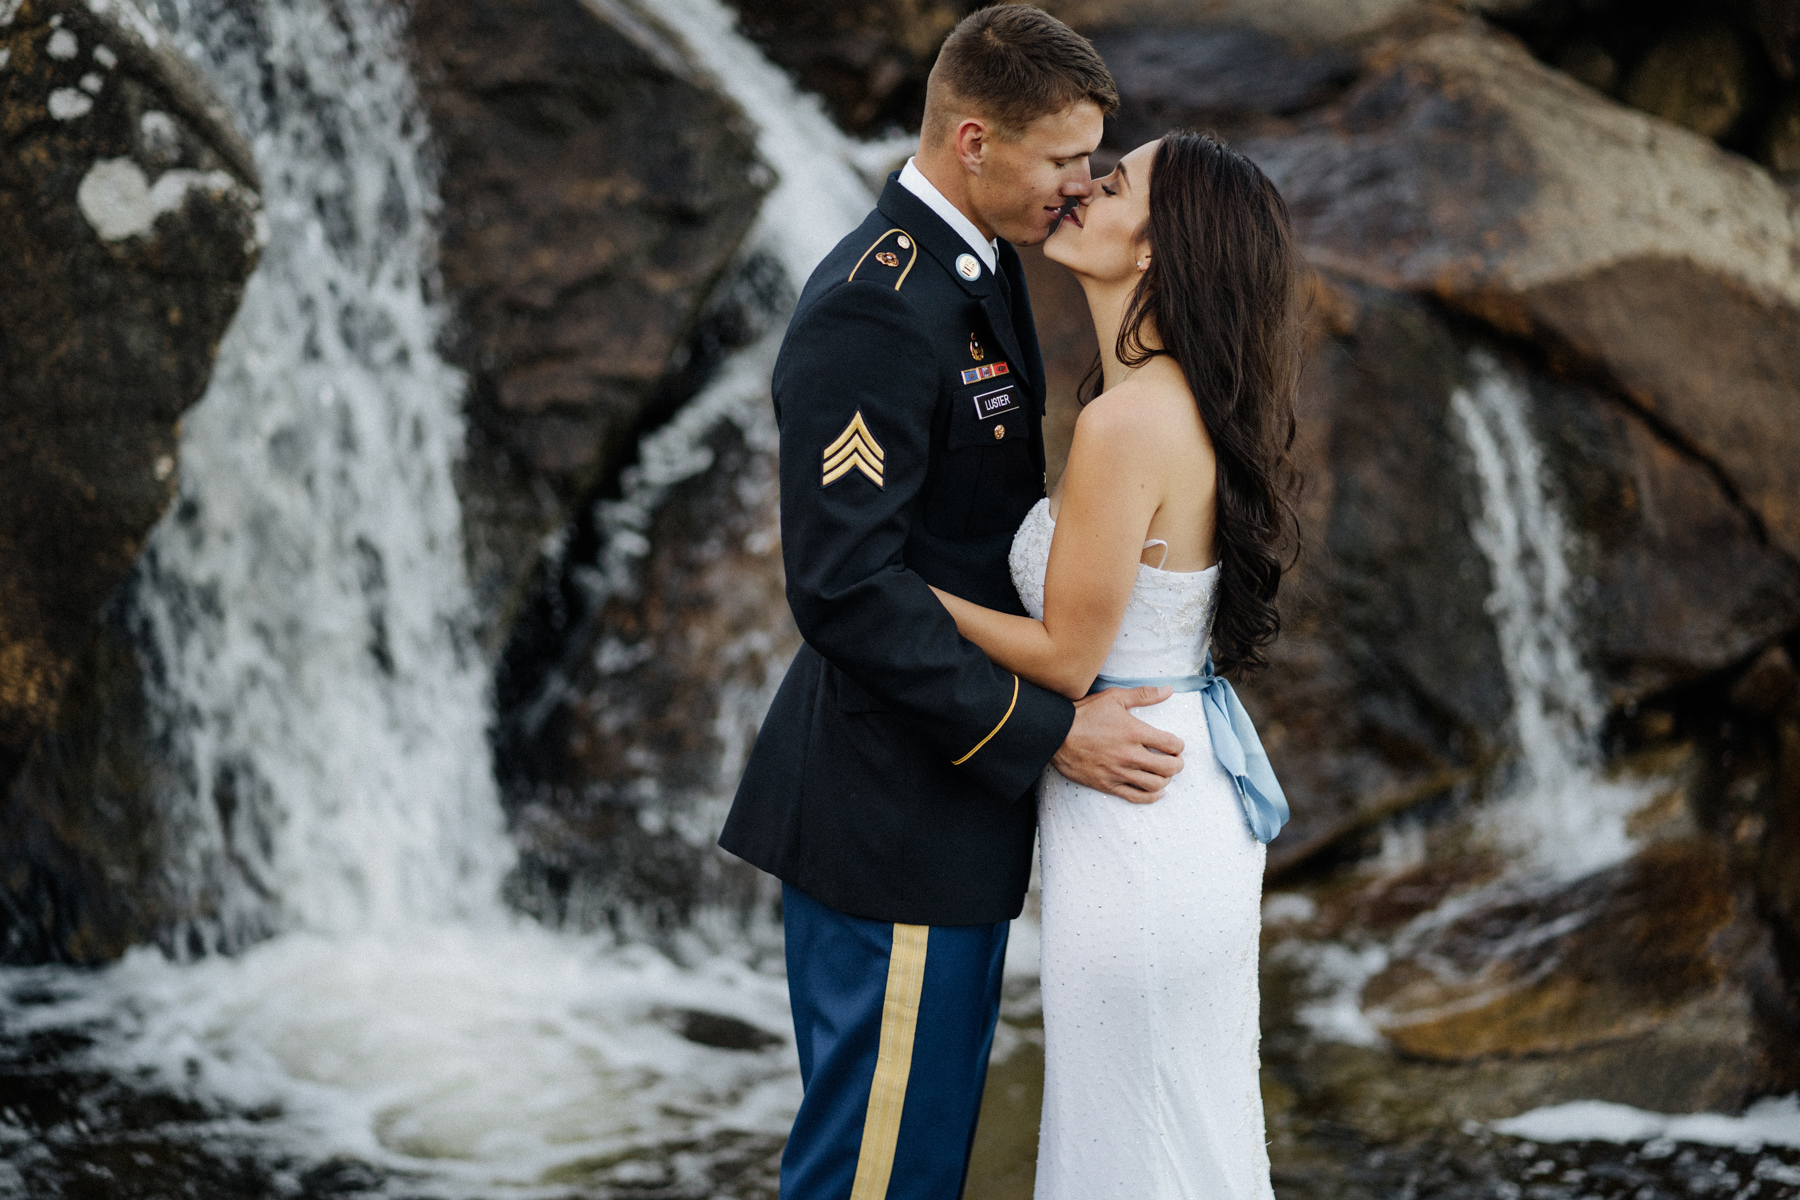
{"left": 130, "top": 0, "right": 505, "bottom": 945}
{"left": 0, "top": 0, "right": 907, "bottom": 1192}
{"left": 1449, "top": 350, "right": 1647, "bottom": 881}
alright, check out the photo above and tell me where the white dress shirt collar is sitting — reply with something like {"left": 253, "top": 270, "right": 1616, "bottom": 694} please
{"left": 898, "top": 157, "right": 998, "bottom": 274}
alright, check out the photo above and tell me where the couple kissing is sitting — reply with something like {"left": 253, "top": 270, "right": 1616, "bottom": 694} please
{"left": 721, "top": 6, "right": 1302, "bottom": 1198}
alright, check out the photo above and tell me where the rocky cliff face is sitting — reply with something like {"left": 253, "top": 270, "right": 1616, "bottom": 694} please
{"left": 409, "top": 0, "right": 770, "bottom": 654}
{"left": 0, "top": 0, "right": 260, "bottom": 960}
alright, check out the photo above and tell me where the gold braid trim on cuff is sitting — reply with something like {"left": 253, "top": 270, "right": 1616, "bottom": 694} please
{"left": 951, "top": 673, "right": 1018, "bottom": 766}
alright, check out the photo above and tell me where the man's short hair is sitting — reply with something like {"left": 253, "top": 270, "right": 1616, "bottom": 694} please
{"left": 923, "top": 5, "right": 1119, "bottom": 143}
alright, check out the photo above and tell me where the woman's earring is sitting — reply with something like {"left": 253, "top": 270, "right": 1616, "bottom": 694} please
{"left": 1137, "top": 258, "right": 1149, "bottom": 271}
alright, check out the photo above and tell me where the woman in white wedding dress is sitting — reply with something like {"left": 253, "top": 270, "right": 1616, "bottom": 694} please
{"left": 930, "top": 130, "right": 1303, "bottom": 1198}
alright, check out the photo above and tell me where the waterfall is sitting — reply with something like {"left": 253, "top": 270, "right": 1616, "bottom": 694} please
{"left": 1, "top": 0, "right": 907, "bottom": 1191}
{"left": 1449, "top": 349, "right": 1645, "bottom": 880}
{"left": 127, "top": 0, "right": 506, "bottom": 945}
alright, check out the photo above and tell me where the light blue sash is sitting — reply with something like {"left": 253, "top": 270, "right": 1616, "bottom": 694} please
{"left": 1088, "top": 656, "right": 1289, "bottom": 843}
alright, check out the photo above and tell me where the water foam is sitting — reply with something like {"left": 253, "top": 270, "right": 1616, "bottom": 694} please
{"left": 1493, "top": 1095, "right": 1800, "bottom": 1151}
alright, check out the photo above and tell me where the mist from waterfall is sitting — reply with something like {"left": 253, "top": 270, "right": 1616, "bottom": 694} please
{"left": 1449, "top": 349, "right": 1646, "bottom": 880}
{"left": 0, "top": 0, "right": 913, "bottom": 1190}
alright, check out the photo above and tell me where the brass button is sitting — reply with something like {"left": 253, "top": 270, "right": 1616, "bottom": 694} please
{"left": 994, "top": 425, "right": 1006, "bottom": 440}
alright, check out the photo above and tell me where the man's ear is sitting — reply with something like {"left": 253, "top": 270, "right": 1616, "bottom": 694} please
{"left": 953, "top": 117, "right": 988, "bottom": 175}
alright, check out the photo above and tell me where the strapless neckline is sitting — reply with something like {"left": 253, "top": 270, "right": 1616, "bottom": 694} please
{"left": 1009, "top": 497, "right": 1219, "bottom": 680}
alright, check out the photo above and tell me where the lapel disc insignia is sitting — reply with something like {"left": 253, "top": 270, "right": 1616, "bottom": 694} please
{"left": 969, "top": 334, "right": 984, "bottom": 361}
{"left": 822, "top": 410, "right": 886, "bottom": 488}
{"left": 956, "top": 253, "right": 981, "bottom": 280}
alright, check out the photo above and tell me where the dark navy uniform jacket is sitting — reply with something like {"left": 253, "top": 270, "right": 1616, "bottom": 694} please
{"left": 720, "top": 176, "right": 1077, "bottom": 927}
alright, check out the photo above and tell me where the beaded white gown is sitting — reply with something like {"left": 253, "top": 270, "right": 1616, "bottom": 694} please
{"left": 1009, "top": 497, "right": 1273, "bottom": 1200}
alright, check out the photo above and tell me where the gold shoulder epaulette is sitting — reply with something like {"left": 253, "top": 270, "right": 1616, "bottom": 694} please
{"left": 847, "top": 228, "right": 918, "bottom": 290}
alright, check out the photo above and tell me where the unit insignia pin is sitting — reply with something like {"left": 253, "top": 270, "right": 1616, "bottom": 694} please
{"left": 955, "top": 253, "right": 980, "bottom": 281}
{"left": 969, "top": 334, "right": 984, "bottom": 361}
{"left": 993, "top": 425, "right": 1006, "bottom": 440}
{"left": 876, "top": 251, "right": 899, "bottom": 267}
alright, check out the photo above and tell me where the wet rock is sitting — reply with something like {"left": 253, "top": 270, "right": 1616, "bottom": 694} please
{"left": 1623, "top": 20, "right": 1762, "bottom": 139}
{"left": 0, "top": 597, "right": 186, "bottom": 965}
{"left": 496, "top": 373, "right": 797, "bottom": 936}
{"left": 1748, "top": 0, "right": 1800, "bottom": 80}
{"left": 727, "top": 0, "right": 965, "bottom": 135}
{"left": 1731, "top": 645, "right": 1799, "bottom": 715}
{"left": 1762, "top": 704, "right": 1800, "bottom": 950}
{"left": 1768, "top": 86, "right": 1800, "bottom": 173}
{"left": 1358, "top": 840, "right": 1800, "bottom": 1111}
{"left": 1094, "top": 24, "right": 1361, "bottom": 149}
{"left": 409, "top": 0, "right": 770, "bottom": 650}
{"left": 1241, "top": 23, "right": 1800, "bottom": 562}
{"left": 1525, "top": 358, "right": 1800, "bottom": 705}
{"left": 1042, "top": 0, "right": 1429, "bottom": 43}
{"left": 660, "top": 1007, "right": 784, "bottom": 1051}
{"left": 0, "top": 0, "right": 258, "bottom": 827}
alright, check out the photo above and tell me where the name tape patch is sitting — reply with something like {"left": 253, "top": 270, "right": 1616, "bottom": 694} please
{"left": 973, "top": 385, "right": 1021, "bottom": 421}
{"left": 960, "top": 361, "right": 1011, "bottom": 386}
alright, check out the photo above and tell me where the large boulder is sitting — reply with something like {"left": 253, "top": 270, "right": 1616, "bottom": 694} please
{"left": 1362, "top": 839, "right": 1798, "bottom": 1102}
{"left": 0, "top": 0, "right": 259, "bottom": 807}
{"left": 1257, "top": 841, "right": 1800, "bottom": 1197}
{"left": 727, "top": 0, "right": 965, "bottom": 135}
{"left": 1042, "top": 0, "right": 1428, "bottom": 42}
{"left": 1095, "top": 23, "right": 1362, "bottom": 150}
{"left": 1239, "top": 20, "right": 1800, "bottom": 565}
{"left": 1090, "top": 15, "right": 1800, "bottom": 698}
{"left": 409, "top": 0, "right": 770, "bottom": 651}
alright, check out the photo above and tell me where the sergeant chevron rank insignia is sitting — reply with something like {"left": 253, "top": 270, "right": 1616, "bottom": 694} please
{"left": 822, "top": 410, "right": 885, "bottom": 488}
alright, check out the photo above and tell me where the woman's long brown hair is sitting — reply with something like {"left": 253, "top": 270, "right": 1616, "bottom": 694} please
{"left": 1090, "top": 129, "right": 1303, "bottom": 676}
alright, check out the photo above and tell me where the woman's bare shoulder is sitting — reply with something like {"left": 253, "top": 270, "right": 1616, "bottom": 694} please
{"left": 1073, "top": 370, "right": 1202, "bottom": 450}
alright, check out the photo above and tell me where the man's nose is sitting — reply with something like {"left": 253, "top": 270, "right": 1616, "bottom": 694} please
{"left": 1060, "top": 173, "right": 1095, "bottom": 203}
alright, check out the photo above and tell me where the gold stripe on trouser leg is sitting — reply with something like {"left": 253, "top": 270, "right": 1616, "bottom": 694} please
{"left": 849, "top": 922, "right": 930, "bottom": 1200}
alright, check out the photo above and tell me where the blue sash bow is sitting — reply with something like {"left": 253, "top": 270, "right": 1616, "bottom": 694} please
{"left": 1088, "top": 656, "right": 1289, "bottom": 843}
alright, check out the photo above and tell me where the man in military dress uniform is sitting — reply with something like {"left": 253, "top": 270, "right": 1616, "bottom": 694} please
{"left": 721, "top": 9, "right": 1184, "bottom": 1197}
